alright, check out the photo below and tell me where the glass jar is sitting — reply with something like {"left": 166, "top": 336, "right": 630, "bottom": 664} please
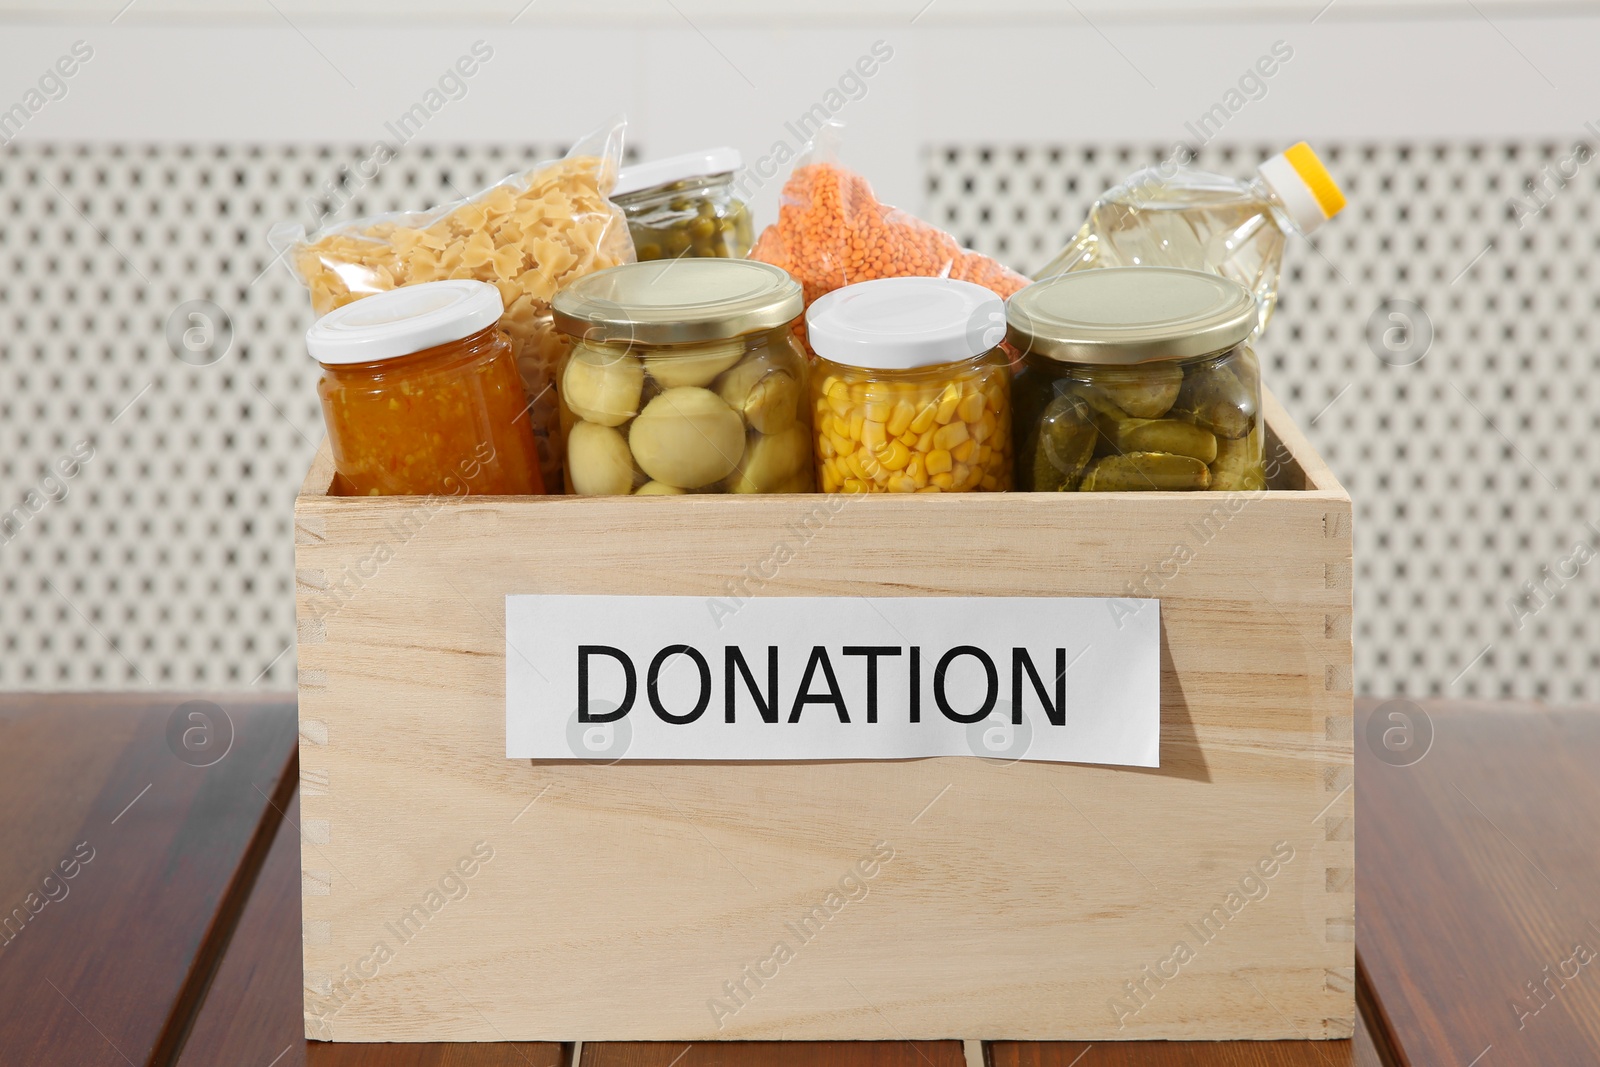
{"left": 1006, "top": 267, "right": 1263, "bottom": 492}
{"left": 308, "top": 280, "right": 543, "bottom": 497}
{"left": 611, "top": 148, "right": 753, "bottom": 260}
{"left": 551, "top": 259, "right": 813, "bottom": 495}
{"left": 806, "top": 277, "right": 1012, "bottom": 494}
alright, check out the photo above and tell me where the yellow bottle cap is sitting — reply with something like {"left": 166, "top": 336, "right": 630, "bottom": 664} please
{"left": 1258, "top": 142, "right": 1346, "bottom": 235}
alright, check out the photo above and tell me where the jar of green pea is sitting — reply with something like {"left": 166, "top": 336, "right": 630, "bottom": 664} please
{"left": 611, "top": 147, "right": 753, "bottom": 261}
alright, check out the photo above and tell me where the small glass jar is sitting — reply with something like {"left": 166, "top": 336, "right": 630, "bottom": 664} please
{"left": 611, "top": 148, "right": 753, "bottom": 261}
{"left": 308, "top": 280, "right": 543, "bottom": 497}
{"left": 551, "top": 259, "right": 813, "bottom": 495}
{"left": 806, "top": 278, "right": 1012, "bottom": 494}
{"left": 1006, "top": 267, "right": 1263, "bottom": 492}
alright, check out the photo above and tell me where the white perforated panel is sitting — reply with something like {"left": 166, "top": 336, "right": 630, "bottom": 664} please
{"left": 1, "top": 140, "right": 1594, "bottom": 701}
{"left": 928, "top": 141, "right": 1600, "bottom": 702}
{"left": 0, "top": 142, "right": 593, "bottom": 690}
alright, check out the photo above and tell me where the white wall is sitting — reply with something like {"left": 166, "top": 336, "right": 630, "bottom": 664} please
{"left": 3, "top": 10, "right": 1598, "bottom": 227}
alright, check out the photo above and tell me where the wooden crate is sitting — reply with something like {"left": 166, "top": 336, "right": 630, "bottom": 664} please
{"left": 294, "top": 386, "right": 1353, "bottom": 1043}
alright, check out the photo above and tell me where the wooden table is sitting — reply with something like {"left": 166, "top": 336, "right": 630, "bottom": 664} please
{"left": 3, "top": 694, "right": 1595, "bottom": 1065}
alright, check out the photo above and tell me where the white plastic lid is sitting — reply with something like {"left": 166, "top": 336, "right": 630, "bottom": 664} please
{"left": 612, "top": 147, "right": 743, "bottom": 198}
{"left": 806, "top": 277, "right": 1006, "bottom": 371}
{"left": 306, "top": 280, "right": 503, "bottom": 365}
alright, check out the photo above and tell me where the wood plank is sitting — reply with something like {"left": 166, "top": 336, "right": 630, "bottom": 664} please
{"left": 990, "top": 1040, "right": 1352, "bottom": 1065}
{"left": 295, "top": 397, "right": 1353, "bottom": 1041}
{"left": 582, "top": 1041, "right": 965, "bottom": 1066}
{"left": 1357, "top": 698, "right": 1600, "bottom": 1065}
{"left": 0, "top": 693, "right": 297, "bottom": 1066}
{"left": 176, "top": 788, "right": 307, "bottom": 1067}
{"left": 174, "top": 781, "right": 568, "bottom": 1067}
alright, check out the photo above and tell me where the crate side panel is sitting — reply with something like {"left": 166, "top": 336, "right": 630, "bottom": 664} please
{"left": 294, "top": 489, "right": 1352, "bottom": 1041}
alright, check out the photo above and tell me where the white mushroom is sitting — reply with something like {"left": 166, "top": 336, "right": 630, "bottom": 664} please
{"left": 566, "top": 421, "right": 637, "bottom": 495}
{"left": 716, "top": 356, "right": 800, "bottom": 435}
{"left": 644, "top": 339, "right": 747, "bottom": 389}
{"left": 726, "top": 423, "right": 810, "bottom": 493}
{"left": 628, "top": 387, "right": 746, "bottom": 489}
{"left": 561, "top": 343, "right": 643, "bottom": 427}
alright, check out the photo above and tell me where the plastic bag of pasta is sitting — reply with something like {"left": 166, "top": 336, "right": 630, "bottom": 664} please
{"left": 273, "top": 117, "right": 634, "bottom": 492}
{"left": 750, "top": 122, "right": 1030, "bottom": 340}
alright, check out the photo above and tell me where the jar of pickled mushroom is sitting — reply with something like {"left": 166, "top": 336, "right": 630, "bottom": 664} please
{"left": 806, "top": 277, "right": 1012, "bottom": 494}
{"left": 550, "top": 259, "right": 813, "bottom": 495}
{"left": 611, "top": 147, "right": 754, "bottom": 261}
{"left": 308, "top": 280, "right": 543, "bottom": 497}
{"left": 1005, "top": 267, "right": 1263, "bottom": 492}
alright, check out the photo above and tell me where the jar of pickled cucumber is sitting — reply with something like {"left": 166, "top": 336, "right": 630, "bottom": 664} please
{"left": 550, "top": 259, "right": 813, "bottom": 495}
{"left": 611, "top": 148, "right": 753, "bottom": 261}
{"left": 806, "top": 277, "right": 1012, "bottom": 494}
{"left": 1006, "top": 267, "right": 1263, "bottom": 492}
{"left": 308, "top": 280, "right": 543, "bottom": 497}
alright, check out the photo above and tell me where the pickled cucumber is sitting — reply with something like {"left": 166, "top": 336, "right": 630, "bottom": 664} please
{"left": 1030, "top": 393, "right": 1098, "bottom": 491}
{"left": 1076, "top": 363, "right": 1184, "bottom": 419}
{"left": 1210, "top": 425, "right": 1265, "bottom": 490}
{"left": 628, "top": 386, "right": 746, "bottom": 489}
{"left": 562, "top": 344, "right": 643, "bottom": 427}
{"left": 1171, "top": 361, "right": 1255, "bottom": 440}
{"left": 1079, "top": 451, "right": 1212, "bottom": 492}
{"left": 1105, "top": 418, "right": 1218, "bottom": 464}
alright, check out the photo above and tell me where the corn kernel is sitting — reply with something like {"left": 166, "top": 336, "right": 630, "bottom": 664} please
{"left": 957, "top": 392, "right": 985, "bottom": 424}
{"left": 931, "top": 472, "right": 954, "bottom": 489}
{"left": 933, "top": 421, "right": 970, "bottom": 451}
{"left": 934, "top": 393, "right": 960, "bottom": 425}
{"left": 878, "top": 439, "right": 911, "bottom": 471}
{"left": 819, "top": 435, "right": 836, "bottom": 459}
{"left": 980, "top": 474, "right": 998, "bottom": 491}
{"left": 843, "top": 477, "right": 867, "bottom": 493}
{"left": 891, "top": 474, "right": 917, "bottom": 493}
{"left": 926, "top": 448, "right": 953, "bottom": 475}
{"left": 863, "top": 401, "right": 891, "bottom": 423}
{"left": 828, "top": 393, "right": 852, "bottom": 418}
{"left": 909, "top": 403, "right": 938, "bottom": 435}
{"left": 861, "top": 419, "right": 887, "bottom": 452}
{"left": 886, "top": 400, "right": 916, "bottom": 437}
{"left": 848, "top": 411, "right": 864, "bottom": 441}
{"left": 952, "top": 439, "right": 975, "bottom": 463}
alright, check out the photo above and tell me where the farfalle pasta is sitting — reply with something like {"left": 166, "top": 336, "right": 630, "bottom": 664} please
{"left": 276, "top": 119, "right": 634, "bottom": 491}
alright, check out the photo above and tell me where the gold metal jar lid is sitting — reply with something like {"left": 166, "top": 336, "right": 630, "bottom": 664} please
{"left": 1005, "top": 266, "right": 1256, "bottom": 364}
{"left": 552, "top": 259, "right": 802, "bottom": 347}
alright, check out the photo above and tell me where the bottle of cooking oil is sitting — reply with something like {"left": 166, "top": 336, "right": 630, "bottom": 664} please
{"left": 1034, "top": 142, "right": 1345, "bottom": 337}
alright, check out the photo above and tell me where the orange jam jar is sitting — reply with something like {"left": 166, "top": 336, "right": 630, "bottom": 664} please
{"left": 308, "top": 280, "right": 543, "bottom": 496}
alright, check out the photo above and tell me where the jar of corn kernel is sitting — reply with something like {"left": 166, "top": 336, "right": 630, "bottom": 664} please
{"left": 806, "top": 278, "right": 1011, "bottom": 494}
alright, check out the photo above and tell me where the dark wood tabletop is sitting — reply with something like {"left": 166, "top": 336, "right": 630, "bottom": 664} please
{"left": 4, "top": 693, "right": 1596, "bottom": 1065}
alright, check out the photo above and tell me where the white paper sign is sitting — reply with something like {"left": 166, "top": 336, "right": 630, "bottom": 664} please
{"left": 505, "top": 595, "right": 1160, "bottom": 766}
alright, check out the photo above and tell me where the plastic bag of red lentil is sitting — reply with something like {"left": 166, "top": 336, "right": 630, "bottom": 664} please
{"left": 750, "top": 123, "right": 1031, "bottom": 327}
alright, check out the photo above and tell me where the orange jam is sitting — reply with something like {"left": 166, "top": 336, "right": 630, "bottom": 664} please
{"left": 316, "top": 326, "right": 543, "bottom": 496}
